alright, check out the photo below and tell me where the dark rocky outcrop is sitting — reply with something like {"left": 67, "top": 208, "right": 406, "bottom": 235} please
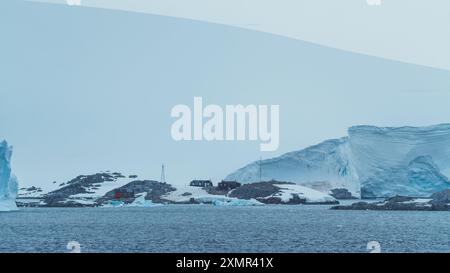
{"left": 262, "top": 194, "right": 309, "bottom": 205}
{"left": 229, "top": 181, "right": 292, "bottom": 200}
{"left": 44, "top": 173, "right": 120, "bottom": 207}
{"left": 229, "top": 181, "right": 338, "bottom": 205}
{"left": 330, "top": 188, "right": 357, "bottom": 200}
{"left": 20, "top": 186, "right": 43, "bottom": 192}
{"left": 430, "top": 190, "right": 450, "bottom": 203}
{"left": 205, "top": 187, "right": 229, "bottom": 196}
{"left": 97, "top": 180, "right": 175, "bottom": 205}
{"left": 331, "top": 189, "right": 450, "bottom": 211}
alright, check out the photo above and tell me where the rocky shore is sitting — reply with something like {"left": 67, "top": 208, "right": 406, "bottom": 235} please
{"left": 331, "top": 190, "right": 450, "bottom": 211}
{"left": 17, "top": 171, "right": 450, "bottom": 210}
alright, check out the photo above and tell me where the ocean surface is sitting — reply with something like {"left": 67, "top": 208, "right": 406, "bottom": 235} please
{"left": 1, "top": 204, "right": 450, "bottom": 253}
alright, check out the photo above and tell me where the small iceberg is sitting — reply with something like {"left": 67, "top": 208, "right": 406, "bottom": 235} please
{"left": 0, "top": 141, "right": 18, "bottom": 212}
{"left": 102, "top": 200, "right": 125, "bottom": 208}
{"left": 195, "top": 196, "right": 264, "bottom": 206}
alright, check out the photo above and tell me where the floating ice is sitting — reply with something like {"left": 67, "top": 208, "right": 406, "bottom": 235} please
{"left": 102, "top": 200, "right": 125, "bottom": 208}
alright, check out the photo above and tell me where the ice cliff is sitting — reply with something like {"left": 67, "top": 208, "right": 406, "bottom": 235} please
{"left": 226, "top": 124, "right": 450, "bottom": 198}
{"left": 0, "top": 141, "right": 18, "bottom": 211}
{"left": 349, "top": 125, "right": 450, "bottom": 198}
{"left": 226, "top": 138, "right": 361, "bottom": 197}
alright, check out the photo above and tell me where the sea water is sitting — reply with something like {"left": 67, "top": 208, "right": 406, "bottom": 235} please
{"left": 1, "top": 205, "right": 450, "bottom": 253}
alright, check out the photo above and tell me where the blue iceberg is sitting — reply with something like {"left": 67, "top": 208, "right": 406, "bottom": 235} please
{"left": 0, "top": 141, "right": 18, "bottom": 211}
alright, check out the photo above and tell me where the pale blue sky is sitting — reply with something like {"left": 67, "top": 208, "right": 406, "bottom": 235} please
{"left": 1, "top": 0, "right": 450, "bottom": 189}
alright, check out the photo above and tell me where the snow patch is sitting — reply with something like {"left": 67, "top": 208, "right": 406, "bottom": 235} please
{"left": 68, "top": 176, "right": 137, "bottom": 200}
{"left": 161, "top": 186, "right": 263, "bottom": 206}
{"left": 270, "top": 184, "right": 336, "bottom": 204}
{"left": 128, "top": 193, "right": 163, "bottom": 207}
{"left": 161, "top": 185, "right": 211, "bottom": 203}
{"left": 401, "top": 198, "right": 432, "bottom": 204}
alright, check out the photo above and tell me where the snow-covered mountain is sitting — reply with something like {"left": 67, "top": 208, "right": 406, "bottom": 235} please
{"left": 226, "top": 124, "right": 450, "bottom": 198}
{"left": 0, "top": 141, "right": 18, "bottom": 211}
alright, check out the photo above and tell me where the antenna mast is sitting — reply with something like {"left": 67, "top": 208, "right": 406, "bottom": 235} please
{"left": 161, "top": 164, "right": 166, "bottom": 183}
{"left": 259, "top": 157, "right": 262, "bottom": 182}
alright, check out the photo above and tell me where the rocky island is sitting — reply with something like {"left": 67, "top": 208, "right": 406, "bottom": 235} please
{"left": 228, "top": 181, "right": 338, "bottom": 205}
{"left": 17, "top": 173, "right": 339, "bottom": 207}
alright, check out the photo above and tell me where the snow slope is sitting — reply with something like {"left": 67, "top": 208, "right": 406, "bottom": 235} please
{"left": 44, "top": 173, "right": 141, "bottom": 206}
{"left": 161, "top": 185, "right": 264, "bottom": 206}
{"left": 69, "top": 176, "right": 137, "bottom": 200}
{"left": 0, "top": 141, "right": 18, "bottom": 211}
{"left": 127, "top": 193, "right": 163, "bottom": 207}
{"left": 161, "top": 185, "right": 216, "bottom": 203}
{"left": 226, "top": 138, "right": 361, "bottom": 197}
{"left": 269, "top": 184, "right": 337, "bottom": 204}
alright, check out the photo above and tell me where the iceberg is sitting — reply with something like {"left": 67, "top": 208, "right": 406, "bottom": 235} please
{"left": 349, "top": 124, "right": 450, "bottom": 197}
{"left": 226, "top": 124, "right": 450, "bottom": 198}
{"left": 0, "top": 141, "right": 19, "bottom": 211}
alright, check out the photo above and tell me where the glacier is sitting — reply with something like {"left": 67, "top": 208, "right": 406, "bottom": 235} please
{"left": 349, "top": 124, "right": 450, "bottom": 198}
{"left": 226, "top": 138, "right": 361, "bottom": 197}
{"left": 0, "top": 141, "right": 19, "bottom": 211}
{"left": 226, "top": 124, "right": 450, "bottom": 198}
